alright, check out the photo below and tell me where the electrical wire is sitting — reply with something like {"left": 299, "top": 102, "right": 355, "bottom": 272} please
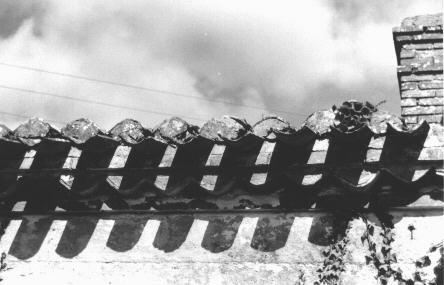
{"left": 0, "top": 84, "right": 206, "bottom": 122}
{"left": 0, "top": 62, "right": 307, "bottom": 117}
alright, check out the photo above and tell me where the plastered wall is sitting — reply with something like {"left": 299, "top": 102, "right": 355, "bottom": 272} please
{"left": 0, "top": 210, "right": 442, "bottom": 284}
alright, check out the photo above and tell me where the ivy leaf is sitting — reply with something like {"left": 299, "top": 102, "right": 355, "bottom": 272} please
{"left": 417, "top": 256, "right": 431, "bottom": 267}
{"left": 390, "top": 253, "right": 397, "bottom": 263}
{"left": 381, "top": 246, "right": 391, "bottom": 256}
{"left": 423, "top": 256, "right": 431, "bottom": 267}
{"left": 368, "top": 225, "right": 375, "bottom": 236}
{"left": 414, "top": 272, "right": 422, "bottom": 282}
{"left": 361, "top": 234, "right": 366, "bottom": 245}
{"left": 365, "top": 255, "right": 372, "bottom": 265}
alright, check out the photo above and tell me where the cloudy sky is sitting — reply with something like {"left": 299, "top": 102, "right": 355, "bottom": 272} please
{"left": 0, "top": 0, "right": 442, "bottom": 130}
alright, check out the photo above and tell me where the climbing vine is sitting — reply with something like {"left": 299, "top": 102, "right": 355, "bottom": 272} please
{"left": 359, "top": 215, "right": 402, "bottom": 284}
{"left": 359, "top": 214, "right": 443, "bottom": 285}
{"left": 0, "top": 252, "right": 7, "bottom": 282}
{"left": 313, "top": 212, "right": 443, "bottom": 285}
{"left": 314, "top": 223, "right": 352, "bottom": 285}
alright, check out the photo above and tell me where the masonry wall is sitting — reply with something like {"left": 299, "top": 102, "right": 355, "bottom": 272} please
{"left": 0, "top": 211, "right": 443, "bottom": 285}
{"left": 0, "top": 14, "right": 442, "bottom": 285}
{"left": 394, "top": 13, "right": 443, "bottom": 126}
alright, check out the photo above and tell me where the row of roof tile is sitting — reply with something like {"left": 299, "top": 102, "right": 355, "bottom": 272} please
{"left": 0, "top": 109, "right": 410, "bottom": 147}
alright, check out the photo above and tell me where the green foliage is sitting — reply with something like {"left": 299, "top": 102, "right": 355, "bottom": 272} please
{"left": 315, "top": 224, "right": 351, "bottom": 285}
{"left": 0, "top": 252, "right": 7, "bottom": 282}
{"left": 309, "top": 212, "right": 443, "bottom": 285}
{"left": 359, "top": 214, "right": 442, "bottom": 285}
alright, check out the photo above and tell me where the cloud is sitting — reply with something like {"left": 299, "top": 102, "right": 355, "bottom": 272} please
{"left": 0, "top": 0, "right": 47, "bottom": 38}
{"left": 0, "top": 0, "right": 441, "bottom": 129}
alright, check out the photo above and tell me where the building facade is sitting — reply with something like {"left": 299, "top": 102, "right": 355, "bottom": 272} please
{"left": 0, "top": 13, "right": 442, "bottom": 285}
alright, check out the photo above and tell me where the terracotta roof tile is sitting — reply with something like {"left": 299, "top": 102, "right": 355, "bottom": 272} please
{"left": 0, "top": 102, "right": 442, "bottom": 212}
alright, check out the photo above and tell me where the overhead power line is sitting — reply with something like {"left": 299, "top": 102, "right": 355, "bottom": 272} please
{"left": 0, "top": 85, "right": 206, "bottom": 122}
{"left": 0, "top": 62, "right": 307, "bottom": 118}
{"left": 0, "top": 110, "right": 67, "bottom": 125}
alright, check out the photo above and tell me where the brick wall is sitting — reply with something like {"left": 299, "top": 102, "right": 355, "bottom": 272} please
{"left": 393, "top": 13, "right": 443, "bottom": 126}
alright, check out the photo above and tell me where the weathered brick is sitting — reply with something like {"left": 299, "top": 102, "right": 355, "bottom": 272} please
{"left": 401, "top": 98, "right": 417, "bottom": 106}
{"left": 400, "top": 82, "right": 418, "bottom": 91}
{"left": 400, "top": 74, "right": 441, "bottom": 82}
{"left": 418, "top": 97, "right": 444, "bottom": 106}
{"left": 403, "top": 43, "right": 434, "bottom": 50}
{"left": 402, "top": 105, "right": 443, "bottom": 115}
{"left": 400, "top": 49, "right": 416, "bottom": 58}
{"left": 397, "top": 60, "right": 442, "bottom": 73}
{"left": 396, "top": 33, "right": 443, "bottom": 42}
{"left": 396, "top": 35, "right": 413, "bottom": 42}
{"left": 402, "top": 89, "right": 438, "bottom": 98}
{"left": 415, "top": 49, "right": 443, "bottom": 58}
{"left": 403, "top": 116, "right": 418, "bottom": 124}
{"left": 413, "top": 33, "right": 443, "bottom": 41}
{"left": 418, "top": 114, "right": 443, "bottom": 124}
{"left": 418, "top": 81, "right": 443, "bottom": 90}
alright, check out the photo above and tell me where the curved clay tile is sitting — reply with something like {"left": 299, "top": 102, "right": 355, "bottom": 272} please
{"left": 61, "top": 118, "right": 100, "bottom": 144}
{"left": 154, "top": 117, "right": 198, "bottom": 144}
{"left": 109, "top": 119, "right": 148, "bottom": 144}
{"left": 13, "top": 117, "right": 55, "bottom": 146}
{"left": 368, "top": 111, "right": 406, "bottom": 134}
{"left": 252, "top": 116, "right": 291, "bottom": 138}
{"left": 303, "top": 109, "right": 335, "bottom": 135}
{"left": 14, "top": 117, "right": 51, "bottom": 138}
{"left": 200, "top": 116, "right": 250, "bottom": 141}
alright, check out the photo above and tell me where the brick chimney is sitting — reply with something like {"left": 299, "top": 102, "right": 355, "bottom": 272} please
{"left": 393, "top": 13, "right": 443, "bottom": 126}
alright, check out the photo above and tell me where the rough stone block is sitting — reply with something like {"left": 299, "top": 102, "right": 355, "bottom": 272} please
{"left": 401, "top": 98, "right": 417, "bottom": 107}
{"left": 397, "top": 60, "right": 442, "bottom": 73}
{"left": 395, "top": 33, "right": 443, "bottom": 43}
{"left": 400, "top": 74, "right": 441, "bottom": 82}
{"left": 418, "top": 97, "right": 443, "bottom": 106}
{"left": 418, "top": 81, "right": 443, "bottom": 90}
{"left": 434, "top": 42, "right": 443, "bottom": 49}
{"left": 416, "top": 49, "right": 443, "bottom": 58}
{"left": 401, "top": 105, "right": 443, "bottom": 115}
{"left": 403, "top": 116, "right": 418, "bottom": 124}
{"left": 401, "top": 89, "right": 442, "bottom": 98}
{"left": 418, "top": 114, "right": 443, "bottom": 124}
{"left": 400, "top": 82, "right": 418, "bottom": 91}
{"left": 400, "top": 49, "right": 416, "bottom": 58}
{"left": 403, "top": 43, "right": 434, "bottom": 50}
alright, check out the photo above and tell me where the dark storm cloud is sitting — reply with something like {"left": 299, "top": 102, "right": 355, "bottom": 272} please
{"left": 0, "top": 0, "right": 47, "bottom": 38}
{"left": 0, "top": 0, "right": 441, "bottom": 128}
{"left": 328, "top": 0, "right": 410, "bottom": 24}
